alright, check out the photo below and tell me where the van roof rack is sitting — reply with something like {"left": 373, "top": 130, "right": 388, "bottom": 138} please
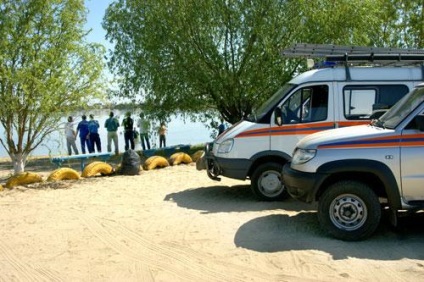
{"left": 281, "top": 43, "right": 424, "bottom": 59}
{"left": 281, "top": 43, "right": 424, "bottom": 80}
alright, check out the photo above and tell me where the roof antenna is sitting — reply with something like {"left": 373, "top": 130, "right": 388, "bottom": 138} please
{"left": 343, "top": 53, "right": 351, "bottom": 81}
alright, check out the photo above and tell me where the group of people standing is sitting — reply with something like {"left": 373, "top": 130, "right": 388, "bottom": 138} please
{"left": 119, "top": 111, "right": 167, "bottom": 151}
{"left": 65, "top": 111, "right": 168, "bottom": 156}
{"left": 65, "top": 114, "right": 101, "bottom": 155}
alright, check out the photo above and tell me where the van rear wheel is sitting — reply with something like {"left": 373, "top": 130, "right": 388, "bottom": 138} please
{"left": 250, "top": 162, "right": 289, "bottom": 201}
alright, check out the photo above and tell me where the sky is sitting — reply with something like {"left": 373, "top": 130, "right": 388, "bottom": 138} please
{"left": 84, "top": 0, "right": 138, "bottom": 103}
{"left": 84, "top": 0, "right": 115, "bottom": 48}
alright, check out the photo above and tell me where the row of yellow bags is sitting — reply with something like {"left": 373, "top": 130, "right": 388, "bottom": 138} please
{"left": 1, "top": 151, "right": 204, "bottom": 190}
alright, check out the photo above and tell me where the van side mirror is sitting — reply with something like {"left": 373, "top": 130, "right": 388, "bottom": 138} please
{"left": 274, "top": 107, "right": 283, "bottom": 126}
{"left": 414, "top": 115, "right": 424, "bottom": 131}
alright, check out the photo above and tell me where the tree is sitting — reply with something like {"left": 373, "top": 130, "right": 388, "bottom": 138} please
{"left": 104, "top": 0, "right": 304, "bottom": 124}
{"left": 368, "top": 0, "right": 424, "bottom": 48}
{"left": 103, "top": 0, "right": 422, "bottom": 125}
{"left": 0, "top": 0, "right": 105, "bottom": 173}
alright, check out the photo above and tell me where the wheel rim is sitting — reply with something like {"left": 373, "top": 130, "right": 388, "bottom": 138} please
{"left": 258, "top": 170, "right": 282, "bottom": 197}
{"left": 329, "top": 193, "right": 367, "bottom": 231}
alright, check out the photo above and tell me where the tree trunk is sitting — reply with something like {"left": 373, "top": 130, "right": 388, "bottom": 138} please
{"left": 11, "top": 153, "right": 26, "bottom": 174}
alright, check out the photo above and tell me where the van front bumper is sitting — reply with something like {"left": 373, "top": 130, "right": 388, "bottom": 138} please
{"left": 204, "top": 144, "right": 251, "bottom": 181}
{"left": 206, "top": 155, "right": 251, "bottom": 180}
{"left": 283, "top": 163, "right": 328, "bottom": 203}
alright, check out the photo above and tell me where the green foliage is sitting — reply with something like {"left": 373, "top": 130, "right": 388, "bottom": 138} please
{"left": 104, "top": 0, "right": 300, "bottom": 124}
{"left": 103, "top": 0, "right": 424, "bottom": 125}
{"left": 369, "top": 0, "right": 424, "bottom": 48}
{"left": 0, "top": 0, "right": 105, "bottom": 172}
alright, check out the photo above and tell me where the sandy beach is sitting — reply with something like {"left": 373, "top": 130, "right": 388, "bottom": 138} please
{"left": 0, "top": 158, "right": 423, "bottom": 281}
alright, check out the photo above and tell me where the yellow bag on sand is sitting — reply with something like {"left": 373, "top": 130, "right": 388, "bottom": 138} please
{"left": 169, "top": 152, "right": 192, "bottom": 166}
{"left": 191, "top": 150, "right": 204, "bottom": 162}
{"left": 143, "top": 156, "right": 169, "bottom": 170}
{"left": 82, "top": 161, "right": 114, "bottom": 178}
{"left": 6, "top": 172, "right": 43, "bottom": 188}
{"left": 47, "top": 167, "right": 81, "bottom": 181}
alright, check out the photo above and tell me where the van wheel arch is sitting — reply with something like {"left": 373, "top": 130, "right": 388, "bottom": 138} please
{"left": 316, "top": 160, "right": 401, "bottom": 210}
{"left": 248, "top": 151, "right": 291, "bottom": 177}
{"left": 316, "top": 172, "right": 386, "bottom": 201}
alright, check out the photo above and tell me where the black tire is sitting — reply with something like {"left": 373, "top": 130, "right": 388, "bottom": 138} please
{"left": 318, "top": 180, "right": 381, "bottom": 241}
{"left": 250, "top": 162, "right": 289, "bottom": 201}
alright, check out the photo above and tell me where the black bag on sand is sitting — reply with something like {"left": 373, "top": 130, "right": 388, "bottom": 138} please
{"left": 120, "top": 149, "right": 140, "bottom": 175}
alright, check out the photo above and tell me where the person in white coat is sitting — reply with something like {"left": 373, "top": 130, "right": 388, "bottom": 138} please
{"left": 65, "top": 116, "right": 79, "bottom": 155}
{"left": 137, "top": 113, "right": 151, "bottom": 150}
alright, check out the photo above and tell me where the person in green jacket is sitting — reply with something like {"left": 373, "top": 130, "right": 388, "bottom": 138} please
{"left": 104, "top": 112, "right": 120, "bottom": 155}
{"left": 122, "top": 112, "right": 135, "bottom": 151}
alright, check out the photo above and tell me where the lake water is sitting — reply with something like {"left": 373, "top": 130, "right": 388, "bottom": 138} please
{"left": 0, "top": 109, "right": 214, "bottom": 158}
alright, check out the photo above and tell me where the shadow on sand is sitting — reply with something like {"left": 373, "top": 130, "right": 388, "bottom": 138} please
{"left": 234, "top": 212, "right": 424, "bottom": 260}
{"left": 164, "top": 181, "right": 424, "bottom": 261}
{"left": 164, "top": 184, "right": 317, "bottom": 214}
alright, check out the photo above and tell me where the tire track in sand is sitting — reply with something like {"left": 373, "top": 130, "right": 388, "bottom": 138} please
{"left": 74, "top": 209, "right": 287, "bottom": 282}
{"left": 0, "top": 240, "right": 63, "bottom": 281}
{"left": 77, "top": 211, "right": 216, "bottom": 281}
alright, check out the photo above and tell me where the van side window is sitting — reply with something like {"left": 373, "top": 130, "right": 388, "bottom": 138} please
{"left": 343, "top": 85, "right": 409, "bottom": 120}
{"left": 344, "top": 89, "right": 376, "bottom": 119}
{"left": 280, "top": 85, "right": 329, "bottom": 124}
{"left": 378, "top": 85, "right": 409, "bottom": 107}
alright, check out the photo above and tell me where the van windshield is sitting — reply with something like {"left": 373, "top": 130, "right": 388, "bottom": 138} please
{"left": 378, "top": 86, "right": 424, "bottom": 129}
{"left": 248, "top": 83, "right": 296, "bottom": 122}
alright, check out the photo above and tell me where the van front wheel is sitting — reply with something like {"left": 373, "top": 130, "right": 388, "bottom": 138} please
{"left": 318, "top": 181, "right": 381, "bottom": 241}
{"left": 250, "top": 162, "right": 289, "bottom": 201}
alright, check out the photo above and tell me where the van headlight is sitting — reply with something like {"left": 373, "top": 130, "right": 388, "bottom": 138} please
{"left": 292, "top": 148, "right": 316, "bottom": 164}
{"left": 217, "top": 139, "right": 234, "bottom": 154}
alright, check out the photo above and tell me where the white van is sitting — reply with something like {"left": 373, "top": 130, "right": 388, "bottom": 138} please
{"left": 201, "top": 44, "right": 424, "bottom": 201}
{"left": 283, "top": 83, "right": 424, "bottom": 240}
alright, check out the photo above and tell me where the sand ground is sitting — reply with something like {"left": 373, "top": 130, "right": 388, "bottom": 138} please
{"left": 0, "top": 158, "right": 423, "bottom": 281}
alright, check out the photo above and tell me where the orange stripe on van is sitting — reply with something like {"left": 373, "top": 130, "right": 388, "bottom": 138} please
{"left": 318, "top": 134, "right": 424, "bottom": 149}
{"left": 338, "top": 121, "right": 369, "bottom": 127}
{"left": 236, "top": 122, "right": 335, "bottom": 138}
{"left": 235, "top": 121, "right": 372, "bottom": 139}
